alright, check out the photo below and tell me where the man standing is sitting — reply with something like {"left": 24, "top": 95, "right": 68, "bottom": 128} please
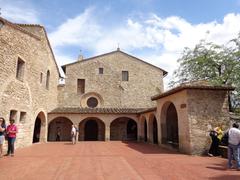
{"left": 228, "top": 123, "right": 240, "bottom": 170}
{"left": 71, "top": 125, "right": 77, "bottom": 144}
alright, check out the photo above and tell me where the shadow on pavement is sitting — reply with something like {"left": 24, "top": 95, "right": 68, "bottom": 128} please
{"left": 122, "top": 141, "right": 180, "bottom": 154}
{"left": 209, "top": 175, "right": 240, "bottom": 180}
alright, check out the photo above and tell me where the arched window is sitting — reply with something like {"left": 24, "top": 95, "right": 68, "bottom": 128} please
{"left": 46, "top": 70, "right": 50, "bottom": 89}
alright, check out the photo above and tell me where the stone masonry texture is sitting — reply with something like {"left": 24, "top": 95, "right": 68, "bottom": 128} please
{"left": 0, "top": 17, "right": 233, "bottom": 155}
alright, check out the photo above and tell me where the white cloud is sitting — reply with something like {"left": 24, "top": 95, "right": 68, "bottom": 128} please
{"left": 49, "top": 9, "right": 240, "bottom": 88}
{"left": 0, "top": 0, "right": 40, "bottom": 23}
{"left": 49, "top": 7, "right": 101, "bottom": 48}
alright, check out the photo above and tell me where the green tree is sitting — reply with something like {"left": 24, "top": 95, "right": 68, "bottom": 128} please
{"left": 169, "top": 34, "right": 240, "bottom": 112}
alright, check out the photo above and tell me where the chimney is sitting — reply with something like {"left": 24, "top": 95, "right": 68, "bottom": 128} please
{"left": 78, "top": 54, "right": 84, "bottom": 61}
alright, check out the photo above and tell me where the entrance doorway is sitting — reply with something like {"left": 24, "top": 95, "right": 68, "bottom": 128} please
{"left": 33, "top": 117, "right": 41, "bottom": 143}
{"left": 144, "top": 120, "right": 147, "bottom": 142}
{"left": 79, "top": 118, "right": 105, "bottom": 141}
{"left": 152, "top": 117, "right": 158, "bottom": 144}
{"left": 166, "top": 103, "right": 179, "bottom": 147}
{"left": 84, "top": 120, "right": 98, "bottom": 141}
{"left": 32, "top": 112, "right": 46, "bottom": 143}
{"left": 127, "top": 119, "right": 137, "bottom": 140}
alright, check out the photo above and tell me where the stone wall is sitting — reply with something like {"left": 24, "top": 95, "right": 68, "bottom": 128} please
{"left": 58, "top": 51, "right": 164, "bottom": 108}
{"left": 187, "top": 89, "right": 230, "bottom": 154}
{"left": 0, "top": 20, "right": 59, "bottom": 149}
{"left": 153, "top": 88, "right": 231, "bottom": 155}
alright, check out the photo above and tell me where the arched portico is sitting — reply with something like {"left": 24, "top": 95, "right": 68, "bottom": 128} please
{"left": 48, "top": 117, "right": 73, "bottom": 141}
{"left": 161, "top": 102, "right": 179, "bottom": 148}
{"left": 110, "top": 117, "right": 137, "bottom": 141}
{"left": 32, "top": 111, "right": 46, "bottom": 143}
{"left": 79, "top": 117, "right": 105, "bottom": 141}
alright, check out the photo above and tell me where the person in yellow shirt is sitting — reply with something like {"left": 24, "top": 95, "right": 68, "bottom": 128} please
{"left": 208, "top": 126, "right": 223, "bottom": 156}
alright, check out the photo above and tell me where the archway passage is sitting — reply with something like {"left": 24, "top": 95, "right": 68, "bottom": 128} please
{"left": 152, "top": 117, "right": 158, "bottom": 144}
{"left": 48, "top": 117, "right": 73, "bottom": 141}
{"left": 144, "top": 120, "right": 147, "bottom": 142}
{"left": 33, "top": 117, "right": 41, "bottom": 143}
{"left": 110, "top": 117, "right": 138, "bottom": 141}
{"left": 79, "top": 118, "right": 105, "bottom": 141}
{"left": 85, "top": 120, "right": 98, "bottom": 141}
{"left": 166, "top": 103, "right": 179, "bottom": 147}
{"left": 32, "top": 112, "right": 46, "bottom": 143}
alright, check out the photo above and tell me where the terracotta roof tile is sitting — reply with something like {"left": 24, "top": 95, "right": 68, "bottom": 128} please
{"left": 49, "top": 107, "right": 147, "bottom": 114}
{"left": 152, "top": 84, "right": 235, "bottom": 101}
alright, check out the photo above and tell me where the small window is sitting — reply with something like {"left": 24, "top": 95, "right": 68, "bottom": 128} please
{"left": 16, "top": 58, "right": 25, "bottom": 81}
{"left": 99, "top": 68, "right": 104, "bottom": 74}
{"left": 46, "top": 70, "right": 50, "bottom": 89}
{"left": 122, "top": 71, "right": 129, "bottom": 81}
{"left": 40, "top": 72, "right": 43, "bottom": 84}
{"left": 10, "top": 110, "right": 17, "bottom": 121}
{"left": 87, "top": 97, "right": 98, "bottom": 108}
{"left": 20, "top": 112, "right": 26, "bottom": 122}
{"left": 77, "top": 79, "right": 85, "bottom": 94}
{"left": 0, "top": 20, "right": 4, "bottom": 29}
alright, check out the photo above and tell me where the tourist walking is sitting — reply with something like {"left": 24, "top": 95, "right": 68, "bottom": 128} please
{"left": 71, "top": 125, "right": 77, "bottom": 144}
{"left": 74, "top": 125, "right": 79, "bottom": 143}
{"left": 0, "top": 117, "right": 6, "bottom": 157}
{"left": 6, "top": 119, "right": 18, "bottom": 157}
{"left": 228, "top": 123, "right": 240, "bottom": 170}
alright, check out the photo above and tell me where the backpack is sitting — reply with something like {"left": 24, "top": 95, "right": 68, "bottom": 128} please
{"left": 221, "top": 131, "right": 229, "bottom": 146}
{"left": 209, "top": 130, "right": 217, "bottom": 137}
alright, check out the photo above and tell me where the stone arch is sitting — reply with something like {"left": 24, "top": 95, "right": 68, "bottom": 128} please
{"left": 161, "top": 101, "right": 179, "bottom": 148}
{"left": 110, "top": 117, "right": 138, "bottom": 141}
{"left": 33, "top": 111, "right": 46, "bottom": 143}
{"left": 139, "top": 116, "right": 148, "bottom": 142}
{"left": 79, "top": 117, "right": 105, "bottom": 141}
{"left": 48, "top": 117, "right": 73, "bottom": 141}
{"left": 149, "top": 113, "right": 158, "bottom": 144}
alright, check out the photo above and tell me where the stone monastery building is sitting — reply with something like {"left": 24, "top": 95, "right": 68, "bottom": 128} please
{"left": 0, "top": 17, "right": 234, "bottom": 155}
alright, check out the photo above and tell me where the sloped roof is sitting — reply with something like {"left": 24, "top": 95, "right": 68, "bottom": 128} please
{"left": 137, "top": 107, "right": 157, "bottom": 114}
{"left": 49, "top": 107, "right": 148, "bottom": 114}
{"left": 0, "top": 17, "right": 41, "bottom": 40}
{"left": 14, "top": 23, "right": 61, "bottom": 77}
{"left": 0, "top": 17, "right": 61, "bottom": 77}
{"left": 151, "top": 84, "right": 235, "bottom": 101}
{"left": 62, "top": 50, "right": 168, "bottom": 76}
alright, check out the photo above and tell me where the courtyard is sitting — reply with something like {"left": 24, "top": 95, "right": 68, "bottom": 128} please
{"left": 0, "top": 142, "right": 239, "bottom": 180}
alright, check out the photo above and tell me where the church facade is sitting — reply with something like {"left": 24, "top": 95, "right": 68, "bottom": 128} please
{"left": 0, "top": 17, "right": 233, "bottom": 155}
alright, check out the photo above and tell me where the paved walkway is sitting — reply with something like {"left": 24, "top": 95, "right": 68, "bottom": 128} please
{"left": 0, "top": 142, "right": 239, "bottom": 180}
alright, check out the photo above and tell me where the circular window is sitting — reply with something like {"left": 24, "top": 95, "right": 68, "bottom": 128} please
{"left": 87, "top": 97, "right": 98, "bottom": 108}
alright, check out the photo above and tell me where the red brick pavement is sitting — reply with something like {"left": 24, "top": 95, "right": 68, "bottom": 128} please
{"left": 0, "top": 142, "right": 239, "bottom": 180}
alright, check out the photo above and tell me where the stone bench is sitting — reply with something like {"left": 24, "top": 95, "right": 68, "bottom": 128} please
{"left": 219, "top": 145, "right": 228, "bottom": 158}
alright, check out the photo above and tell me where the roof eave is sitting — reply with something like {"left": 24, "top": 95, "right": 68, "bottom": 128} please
{"left": 151, "top": 85, "right": 235, "bottom": 101}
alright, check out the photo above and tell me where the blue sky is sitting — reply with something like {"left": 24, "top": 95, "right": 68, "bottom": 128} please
{"left": 1, "top": 0, "right": 240, "bottom": 85}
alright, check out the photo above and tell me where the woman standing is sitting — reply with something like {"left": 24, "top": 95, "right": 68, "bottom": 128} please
{"left": 208, "top": 126, "right": 223, "bottom": 156}
{"left": 6, "top": 119, "right": 18, "bottom": 157}
{"left": 0, "top": 117, "right": 6, "bottom": 157}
